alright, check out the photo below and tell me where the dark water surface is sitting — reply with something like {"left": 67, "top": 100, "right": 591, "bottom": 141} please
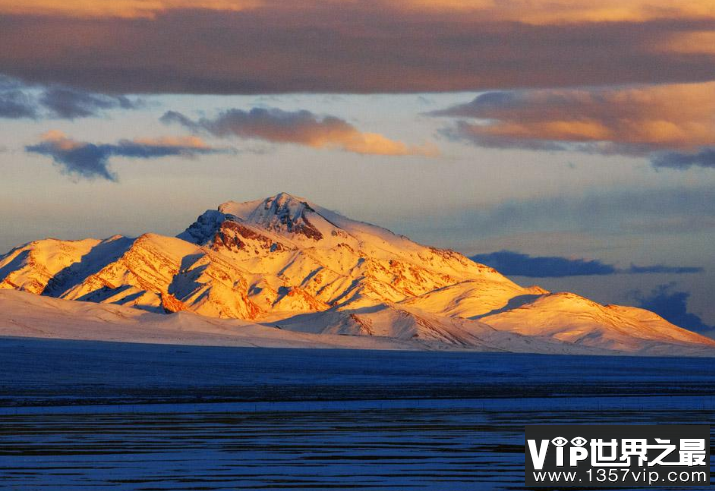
{"left": 0, "top": 338, "right": 713, "bottom": 490}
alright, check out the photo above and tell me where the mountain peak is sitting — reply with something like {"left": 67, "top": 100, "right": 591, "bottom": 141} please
{"left": 218, "top": 192, "right": 314, "bottom": 218}
{"left": 181, "top": 193, "right": 326, "bottom": 246}
{"left": 267, "top": 191, "right": 309, "bottom": 207}
{"left": 186, "top": 193, "right": 438, "bottom": 251}
{"left": 246, "top": 193, "right": 323, "bottom": 240}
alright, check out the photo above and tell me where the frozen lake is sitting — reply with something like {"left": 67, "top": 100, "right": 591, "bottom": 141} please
{"left": 0, "top": 338, "right": 713, "bottom": 489}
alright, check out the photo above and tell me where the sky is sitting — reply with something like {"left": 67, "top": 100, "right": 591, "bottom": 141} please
{"left": 1, "top": 0, "right": 715, "bottom": 331}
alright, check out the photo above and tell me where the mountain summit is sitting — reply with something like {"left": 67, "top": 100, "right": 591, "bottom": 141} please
{"left": 180, "top": 193, "right": 328, "bottom": 245}
{"left": 1, "top": 193, "right": 713, "bottom": 356}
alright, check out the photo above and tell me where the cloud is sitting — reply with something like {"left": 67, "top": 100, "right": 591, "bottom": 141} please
{"left": 471, "top": 250, "right": 703, "bottom": 278}
{"left": 0, "top": 0, "right": 260, "bottom": 18}
{"left": 0, "top": 77, "right": 141, "bottom": 120}
{"left": 630, "top": 283, "right": 714, "bottom": 334}
{"left": 660, "top": 31, "right": 715, "bottom": 55}
{"left": 434, "top": 82, "right": 715, "bottom": 153}
{"left": 394, "top": 1, "right": 715, "bottom": 24}
{"left": 1, "top": 6, "right": 714, "bottom": 95}
{"left": 162, "top": 108, "right": 435, "bottom": 156}
{"left": 622, "top": 216, "right": 715, "bottom": 234}
{"left": 434, "top": 83, "right": 715, "bottom": 169}
{"left": 651, "top": 148, "right": 715, "bottom": 170}
{"left": 26, "top": 131, "right": 227, "bottom": 181}
{"left": 2, "top": 0, "right": 713, "bottom": 23}
{"left": 40, "top": 87, "right": 141, "bottom": 119}
{"left": 625, "top": 264, "right": 704, "bottom": 274}
{"left": 0, "top": 88, "right": 37, "bottom": 119}
{"left": 0, "top": 76, "right": 37, "bottom": 118}
{"left": 472, "top": 251, "right": 616, "bottom": 277}
{"left": 445, "top": 187, "right": 715, "bottom": 241}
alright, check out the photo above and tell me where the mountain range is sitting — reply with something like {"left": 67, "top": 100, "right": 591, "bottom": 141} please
{"left": 1, "top": 192, "right": 713, "bottom": 356}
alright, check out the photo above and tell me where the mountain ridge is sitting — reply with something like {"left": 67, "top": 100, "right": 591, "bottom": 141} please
{"left": 1, "top": 192, "right": 713, "bottom": 356}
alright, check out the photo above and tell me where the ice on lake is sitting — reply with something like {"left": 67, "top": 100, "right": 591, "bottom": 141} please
{"left": 0, "top": 338, "right": 713, "bottom": 490}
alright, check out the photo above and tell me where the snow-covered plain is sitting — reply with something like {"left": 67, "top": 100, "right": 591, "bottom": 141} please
{"left": 1, "top": 193, "right": 714, "bottom": 356}
{"left": 1, "top": 338, "right": 714, "bottom": 490}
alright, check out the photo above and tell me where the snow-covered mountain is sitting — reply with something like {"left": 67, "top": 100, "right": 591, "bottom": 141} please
{"left": 1, "top": 192, "right": 713, "bottom": 356}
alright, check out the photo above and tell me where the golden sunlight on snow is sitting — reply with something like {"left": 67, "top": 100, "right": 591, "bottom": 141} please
{"left": 1, "top": 193, "right": 713, "bottom": 356}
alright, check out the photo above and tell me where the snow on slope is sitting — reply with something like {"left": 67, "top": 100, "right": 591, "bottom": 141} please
{"left": 0, "top": 237, "right": 102, "bottom": 293}
{"left": 480, "top": 292, "right": 715, "bottom": 354}
{"left": 268, "top": 303, "right": 614, "bottom": 355}
{"left": 0, "top": 289, "right": 609, "bottom": 354}
{"left": 1, "top": 290, "right": 711, "bottom": 356}
{"left": 0, "top": 192, "right": 713, "bottom": 356}
{"left": 0, "top": 290, "right": 418, "bottom": 350}
{"left": 400, "top": 280, "right": 548, "bottom": 318}
{"left": 176, "top": 192, "right": 525, "bottom": 314}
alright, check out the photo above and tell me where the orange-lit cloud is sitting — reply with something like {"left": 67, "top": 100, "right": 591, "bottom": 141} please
{"left": 40, "top": 131, "right": 214, "bottom": 151}
{"left": 38, "top": 130, "right": 84, "bottom": 151}
{"left": 3, "top": 0, "right": 714, "bottom": 23}
{"left": 397, "top": 0, "right": 715, "bottom": 24}
{"left": 0, "top": 2, "right": 713, "bottom": 94}
{"left": 162, "top": 108, "right": 437, "bottom": 156}
{"left": 133, "top": 135, "right": 213, "bottom": 149}
{"left": 0, "top": 0, "right": 259, "bottom": 18}
{"left": 661, "top": 31, "right": 715, "bottom": 55}
{"left": 339, "top": 133, "right": 437, "bottom": 157}
{"left": 435, "top": 82, "right": 715, "bottom": 153}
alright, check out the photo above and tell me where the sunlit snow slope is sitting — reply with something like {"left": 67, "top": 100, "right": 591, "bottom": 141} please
{"left": 1, "top": 193, "right": 713, "bottom": 356}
